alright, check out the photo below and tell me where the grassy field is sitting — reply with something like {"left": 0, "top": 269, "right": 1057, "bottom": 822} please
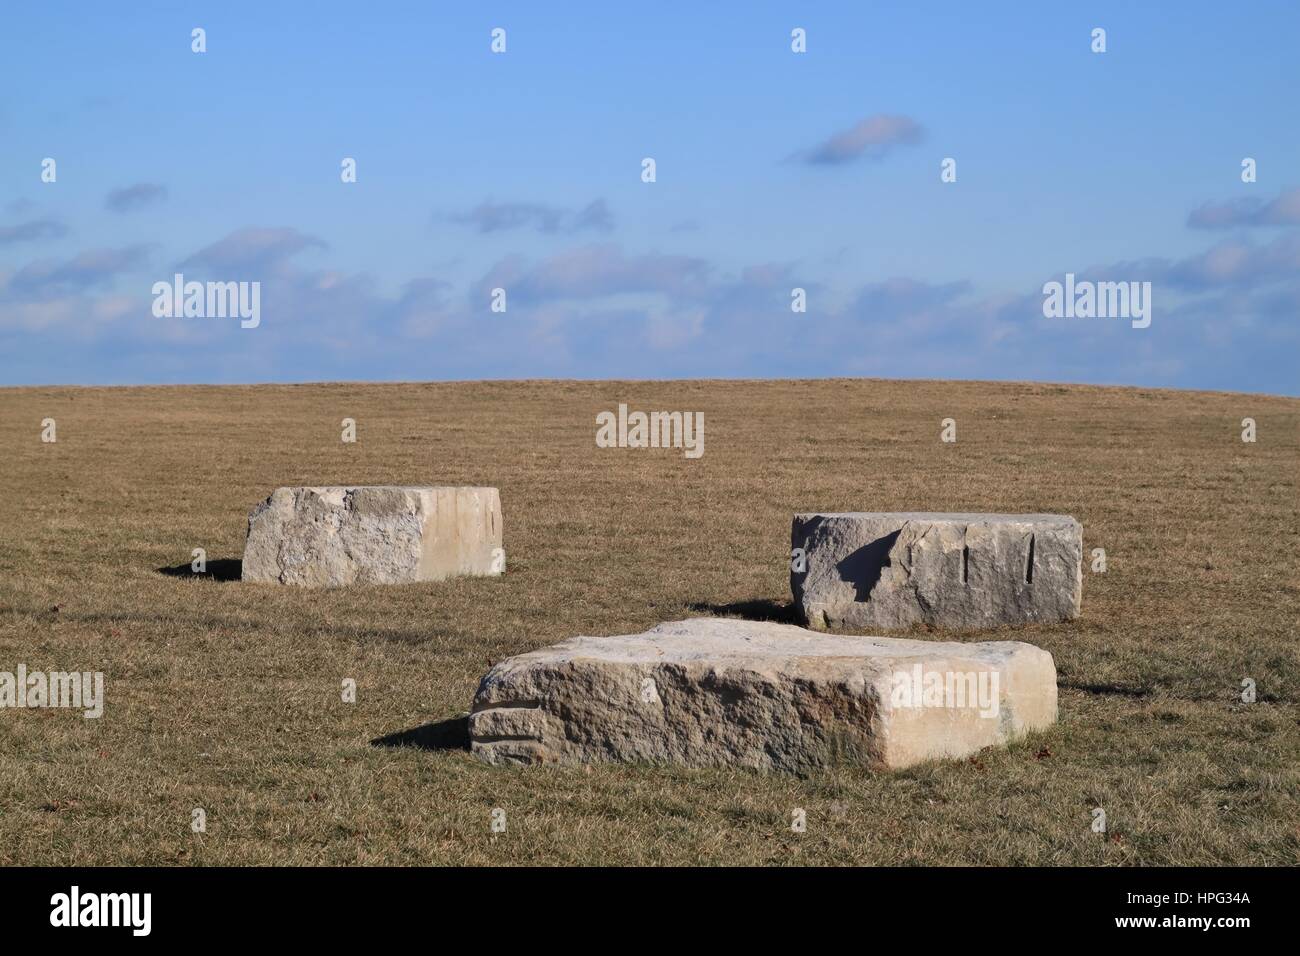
{"left": 0, "top": 378, "right": 1297, "bottom": 866}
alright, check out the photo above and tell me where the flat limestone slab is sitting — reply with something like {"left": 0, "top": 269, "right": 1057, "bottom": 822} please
{"left": 241, "top": 486, "right": 502, "bottom": 586}
{"left": 470, "top": 618, "right": 1056, "bottom": 772}
{"left": 792, "top": 512, "right": 1082, "bottom": 631}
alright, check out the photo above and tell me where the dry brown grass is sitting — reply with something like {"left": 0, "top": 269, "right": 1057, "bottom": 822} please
{"left": 0, "top": 377, "right": 1297, "bottom": 865}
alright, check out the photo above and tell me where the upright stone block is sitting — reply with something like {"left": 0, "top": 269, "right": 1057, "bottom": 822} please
{"left": 470, "top": 618, "right": 1057, "bottom": 772}
{"left": 241, "top": 486, "right": 503, "bottom": 586}
{"left": 792, "top": 512, "right": 1081, "bottom": 631}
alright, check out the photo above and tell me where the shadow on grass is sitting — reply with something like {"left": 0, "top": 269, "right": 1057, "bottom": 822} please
{"left": 372, "top": 716, "right": 469, "bottom": 752}
{"left": 1059, "top": 681, "right": 1153, "bottom": 698}
{"left": 157, "top": 558, "right": 242, "bottom": 582}
{"left": 687, "top": 598, "right": 802, "bottom": 625}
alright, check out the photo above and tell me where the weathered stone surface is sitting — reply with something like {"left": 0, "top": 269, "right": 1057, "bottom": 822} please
{"left": 792, "top": 512, "right": 1082, "bottom": 631}
{"left": 470, "top": 618, "right": 1056, "bottom": 772}
{"left": 241, "top": 486, "right": 502, "bottom": 586}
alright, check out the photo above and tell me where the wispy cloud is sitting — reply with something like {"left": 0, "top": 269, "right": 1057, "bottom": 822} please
{"left": 104, "top": 183, "right": 168, "bottom": 213}
{"left": 4, "top": 245, "right": 149, "bottom": 299}
{"left": 179, "top": 227, "right": 326, "bottom": 276}
{"left": 798, "top": 114, "right": 925, "bottom": 165}
{"left": 475, "top": 243, "right": 710, "bottom": 306}
{"left": 569, "top": 199, "right": 614, "bottom": 233}
{"left": 0, "top": 218, "right": 68, "bottom": 246}
{"left": 1188, "top": 188, "right": 1300, "bottom": 229}
{"left": 448, "top": 198, "right": 614, "bottom": 234}
{"left": 1161, "top": 233, "right": 1300, "bottom": 290}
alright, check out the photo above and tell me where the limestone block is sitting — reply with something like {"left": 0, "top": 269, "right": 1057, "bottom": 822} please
{"left": 470, "top": 618, "right": 1056, "bottom": 772}
{"left": 792, "top": 512, "right": 1082, "bottom": 630}
{"left": 241, "top": 486, "right": 503, "bottom": 586}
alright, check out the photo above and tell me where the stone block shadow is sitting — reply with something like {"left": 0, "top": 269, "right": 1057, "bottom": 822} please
{"left": 157, "top": 558, "right": 243, "bottom": 582}
{"left": 688, "top": 599, "right": 802, "bottom": 625}
{"left": 372, "top": 716, "right": 470, "bottom": 752}
{"left": 839, "top": 530, "right": 899, "bottom": 602}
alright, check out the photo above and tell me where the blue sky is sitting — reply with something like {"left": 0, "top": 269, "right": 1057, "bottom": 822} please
{"left": 2, "top": 1, "right": 1298, "bottom": 393}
